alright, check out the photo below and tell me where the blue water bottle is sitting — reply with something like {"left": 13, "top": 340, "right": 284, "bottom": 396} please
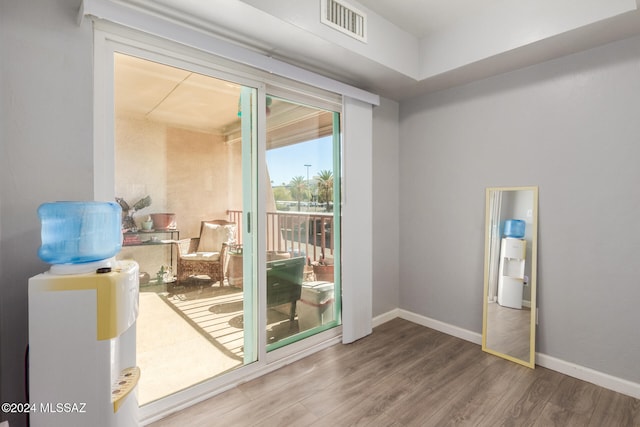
{"left": 37, "top": 201, "right": 122, "bottom": 264}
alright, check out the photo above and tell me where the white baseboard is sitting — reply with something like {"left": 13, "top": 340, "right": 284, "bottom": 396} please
{"left": 372, "top": 308, "right": 400, "bottom": 328}
{"left": 373, "top": 309, "right": 640, "bottom": 400}
{"left": 536, "top": 353, "right": 640, "bottom": 399}
{"left": 398, "top": 309, "right": 482, "bottom": 345}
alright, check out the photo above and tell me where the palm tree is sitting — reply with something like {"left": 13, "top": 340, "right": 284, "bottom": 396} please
{"left": 316, "top": 170, "right": 333, "bottom": 211}
{"left": 289, "top": 175, "right": 307, "bottom": 211}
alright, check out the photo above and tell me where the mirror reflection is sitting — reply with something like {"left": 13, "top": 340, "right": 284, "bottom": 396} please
{"left": 482, "top": 186, "right": 538, "bottom": 368}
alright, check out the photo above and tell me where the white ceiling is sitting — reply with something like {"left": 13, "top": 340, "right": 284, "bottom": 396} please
{"left": 121, "top": 0, "right": 640, "bottom": 100}
{"left": 357, "top": 0, "right": 505, "bottom": 38}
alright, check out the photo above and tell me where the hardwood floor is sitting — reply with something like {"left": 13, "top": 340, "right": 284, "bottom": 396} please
{"left": 148, "top": 318, "right": 640, "bottom": 426}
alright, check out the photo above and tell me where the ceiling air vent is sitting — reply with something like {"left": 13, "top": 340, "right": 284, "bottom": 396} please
{"left": 321, "top": 0, "right": 367, "bottom": 43}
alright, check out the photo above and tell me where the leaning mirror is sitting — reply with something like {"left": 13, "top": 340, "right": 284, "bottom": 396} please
{"left": 482, "top": 186, "right": 538, "bottom": 368}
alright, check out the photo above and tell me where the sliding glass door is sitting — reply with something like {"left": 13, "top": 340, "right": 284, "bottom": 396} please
{"left": 113, "top": 53, "right": 259, "bottom": 404}
{"left": 263, "top": 95, "right": 341, "bottom": 351}
{"left": 105, "top": 43, "right": 343, "bottom": 413}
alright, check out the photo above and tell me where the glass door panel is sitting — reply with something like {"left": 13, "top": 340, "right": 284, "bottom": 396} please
{"left": 264, "top": 96, "right": 342, "bottom": 351}
{"left": 113, "top": 53, "right": 257, "bottom": 404}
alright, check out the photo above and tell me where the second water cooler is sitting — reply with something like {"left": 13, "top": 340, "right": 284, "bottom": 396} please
{"left": 497, "top": 237, "right": 526, "bottom": 309}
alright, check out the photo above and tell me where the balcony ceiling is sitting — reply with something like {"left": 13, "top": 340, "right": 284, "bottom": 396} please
{"left": 115, "top": 53, "right": 241, "bottom": 133}
{"left": 121, "top": 0, "right": 640, "bottom": 101}
{"left": 115, "top": 53, "right": 332, "bottom": 140}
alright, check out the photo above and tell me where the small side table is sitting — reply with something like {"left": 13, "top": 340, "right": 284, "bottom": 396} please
{"left": 226, "top": 245, "right": 243, "bottom": 288}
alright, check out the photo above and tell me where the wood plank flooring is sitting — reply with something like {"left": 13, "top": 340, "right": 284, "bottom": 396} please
{"left": 148, "top": 318, "right": 640, "bottom": 426}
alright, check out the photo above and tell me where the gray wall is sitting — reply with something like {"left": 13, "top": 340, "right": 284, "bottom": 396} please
{"left": 0, "top": 0, "right": 92, "bottom": 425}
{"left": 399, "top": 34, "right": 640, "bottom": 383}
{"left": 372, "top": 98, "right": 400, "bottom": 317}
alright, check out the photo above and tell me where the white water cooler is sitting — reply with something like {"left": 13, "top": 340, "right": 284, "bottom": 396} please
{"left": 28, "top": 258, "right": 140, "bottom": 427}
{"left": 497, "top": 237, "right": 526, "bottom": 309}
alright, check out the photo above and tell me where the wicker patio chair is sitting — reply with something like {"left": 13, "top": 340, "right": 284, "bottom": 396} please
{"left": 173, "top": 220, "right": 236, "bottom": 285}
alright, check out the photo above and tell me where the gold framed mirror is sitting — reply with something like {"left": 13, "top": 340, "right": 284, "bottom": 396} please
{"left": 482, "top": 186, "right": 538, "bottom": 368}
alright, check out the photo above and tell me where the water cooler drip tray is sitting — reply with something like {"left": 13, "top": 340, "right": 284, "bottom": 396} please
{"left": 112, "top": 366, "right": 140, "bottom": 413}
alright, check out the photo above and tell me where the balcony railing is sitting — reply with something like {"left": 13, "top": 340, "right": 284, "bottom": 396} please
{"left": 227, "top": 210, "right": 334, "bottom": 262}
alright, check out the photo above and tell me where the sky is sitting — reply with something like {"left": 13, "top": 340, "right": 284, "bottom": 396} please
{"left": 266, "top": 136, "right": 334, "bottom": 186}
